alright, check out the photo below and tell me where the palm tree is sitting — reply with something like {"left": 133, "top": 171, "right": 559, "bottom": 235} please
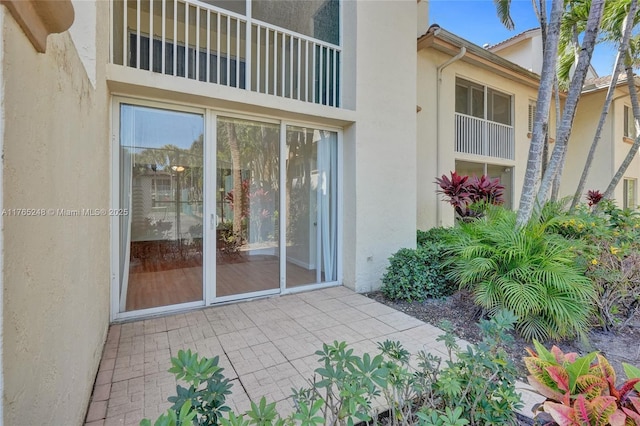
{"left": 514, "top": 0, "right": 565, "bottom": 227}
{"left": 534, "top": 0, "right": 605, "bottom": 211}
{"left": 569, "top": 0, "right": 639, "bottom": 211}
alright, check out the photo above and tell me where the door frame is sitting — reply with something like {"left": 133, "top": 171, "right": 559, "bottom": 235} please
{"left": 110, "top": 97, "right": 343, "bottom": 321}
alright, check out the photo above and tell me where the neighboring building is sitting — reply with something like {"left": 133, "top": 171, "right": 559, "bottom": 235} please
{"left": 558, "top": 75, "right": 640, "bottom": 208}
{"left": 416, "top": 25, "right": 555, "bottom": 228}
{"left": 1, "top": 0, "right": 424, "bottom": 423}
{"left": 488, "top": 27, "right": 599, "bottom": 79}
{"left": 489, "top": 28, "right": 639, "bottom": 209}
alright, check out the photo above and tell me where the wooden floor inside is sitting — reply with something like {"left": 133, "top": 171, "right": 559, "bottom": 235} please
{"left": 125, "top": 254, "right": 322, "bottom": 311}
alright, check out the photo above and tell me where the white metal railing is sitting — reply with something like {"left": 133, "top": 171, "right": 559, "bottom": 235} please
{"left": 455, "top": 113, "right": 514, "bottom": 160}
{"left": 111, "top": 0, "right": 341, "bottom": 107}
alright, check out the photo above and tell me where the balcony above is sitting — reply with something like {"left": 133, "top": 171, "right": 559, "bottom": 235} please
{"left": 455, "top": 113, "right": 514, "bottom": 160}
{"left": 111, "top": 0, "right": 341, "bottom": 107}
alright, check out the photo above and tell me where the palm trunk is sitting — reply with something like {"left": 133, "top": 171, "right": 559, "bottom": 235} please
{"left": 569, "top": 0, "right": 639, "bottom": 211}
{"left": 603, "top": 67, "right": 640, "bottom": 200}
{"left": 551, "top": 75, "right": 563, "bottom": 201}
{"left": 515, "top": 0, "right": 564, "bottom": 228}
{"left": 227, "top": 122, "right": 243, "bottom": 239}
{"left": 535, "top": 0, "right": 605, "bottom": 209}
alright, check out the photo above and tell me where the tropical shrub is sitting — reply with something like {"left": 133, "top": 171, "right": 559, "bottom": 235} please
{"left": 584, "top": 240, "right": 640, "bottom": 332}
{"left": 381, "top": 244, "right": 455, "bottom": 302}
{"left": 142, "top": 314, "right": 522, "bottom": 426}
{"left": 435, "top": 172, "right": 504, "bottom": 220}
{"left": 524, "top": 341, "right": 640, "bottom": 425}
{"left": 417, "top": 227, "right": 457, "bottom": 248}
{"left": 445, "top": 206, "right": 596, "bottom": 341}
{"left": 587, "top": 189, "right": 605, "bottom": 207}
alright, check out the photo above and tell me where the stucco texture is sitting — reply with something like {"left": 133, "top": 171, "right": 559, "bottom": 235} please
{"left": 2, "top": 2, "right": 110, "bottom": 424}
{"left": 417, "top": 48, "right": 543, "bottom": 229}
{"left": 341, "top": 0, "right": 418, "bottom": 293}
{"left": 559, "top": 89, "right": 640, "bottom": 204}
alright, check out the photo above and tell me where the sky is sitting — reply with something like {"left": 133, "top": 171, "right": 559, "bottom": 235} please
{"left": 429, "top": 0, "right": 618, "bottom": 77}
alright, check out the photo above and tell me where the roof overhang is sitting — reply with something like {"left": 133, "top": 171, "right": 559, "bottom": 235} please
{"left": 581, "top": 76, "right": 640, "bottom": 95}
{"left": 418, "top": 26, "right": 542, "bottom": 90}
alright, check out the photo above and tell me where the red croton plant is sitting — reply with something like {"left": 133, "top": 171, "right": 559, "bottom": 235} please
{"left": 435, "top": 171, "right": 504, "bottom": 219}
{"left": 524, "top": 340, "right": 640, "bottom": 425}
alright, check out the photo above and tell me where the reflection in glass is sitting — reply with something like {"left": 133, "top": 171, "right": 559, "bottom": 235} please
{"left": 285, "top": 126, "right": 338, "bottom": 287}
{"left": 216, "top": 117, "right": 280, "bottom": 297}
{"left": 120, "top": 104, "right": 204, "bottom": 311}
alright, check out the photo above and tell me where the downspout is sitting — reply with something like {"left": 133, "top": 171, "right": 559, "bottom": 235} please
{"left": 0, "top": 7, "right": 5, "bottom": 425}
{"left": 435, "top": 44, "right": 466, "bottom": 225}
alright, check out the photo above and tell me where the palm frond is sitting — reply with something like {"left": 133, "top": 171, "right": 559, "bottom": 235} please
{"left": 493, "top": 0, "right": 514, "bottom": 30}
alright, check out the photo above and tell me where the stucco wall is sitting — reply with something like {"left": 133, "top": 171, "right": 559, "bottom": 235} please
{"left": 558, "top": 90, "right": 616, "bottom": 201}
{"left": 611, "top": 97, "right": 640, "bottom": 204}
{"left": 417, "top": 48, "right": 542, "bottom": 229}
{"left": 2, "top": 1, "right": 110, "bottom": 424}
{"left": 342, "top": 0, "right": 417, "bottom": 292}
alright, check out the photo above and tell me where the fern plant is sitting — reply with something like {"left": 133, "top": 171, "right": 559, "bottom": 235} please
{"left": 445, "top": 206, "right": 596, "bottom": 341}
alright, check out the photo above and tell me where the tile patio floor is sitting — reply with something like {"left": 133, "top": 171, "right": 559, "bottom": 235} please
{"left": 84, "top": 286, "right": 542, "bottom": 425}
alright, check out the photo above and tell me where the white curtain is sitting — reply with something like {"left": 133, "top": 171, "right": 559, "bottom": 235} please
{"left": 119, "top": 106, "right": 135, "bottom": 312}
{"left": 317, "top": 130, "right": 337, "bottom": 281}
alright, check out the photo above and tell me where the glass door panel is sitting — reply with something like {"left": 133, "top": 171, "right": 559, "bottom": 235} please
{"left": 119, "top": 104, "right": 204, "bottom": 312}
{"left": 285, "top": 126, "right": 338, "bottom": 287}
{"left": 215, "top": 117, "right": 280, "bottom": 297}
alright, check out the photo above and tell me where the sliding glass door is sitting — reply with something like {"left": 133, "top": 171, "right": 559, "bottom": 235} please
{"left": 215, "top": 117, "right": 281, "bottom": 298}
{"left": 285, "top": 126, "right": 338, "bottom": 287}
{"left": 119, "top": 104, "right": 204, "bottom": 312}
{"left": 115, "top": 101, "right": 340, "bottom": 317}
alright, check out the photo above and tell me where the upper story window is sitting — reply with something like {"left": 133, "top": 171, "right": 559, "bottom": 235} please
{"left": 624, "top": 178, "right": 637, "bottom": 209}
{"left": 202, "top": 0, "right": 339, "bottom": 45}
{"left": 624, "top": 105, "right": 637, "bottom": 140}
{"left": 455, "top": 78, "right": 512, "bottom": 126}
{"left": 528, "top": 100, "right": 537, "bottom": 133}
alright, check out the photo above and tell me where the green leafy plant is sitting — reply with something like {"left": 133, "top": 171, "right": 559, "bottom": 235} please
{"left": 143, "top": 314, "right": 522, "bottom": 426}
{"left": 584, "top": 240, "right": 640, "bottom": 332}
{"left": 445, "top": 206, "right": 595, "bottom": 341}
{"left": 140, "top": 349, "right": 232, "bottom": 426}
{"left": 524, "top": 341, "right": 640, "bottom": 425}
{"left": 417, "top": 227, "right": 457, "bottom": 248}
{"left": 435, "top": 172, "right": 504, "bottom": 220}
{"left": 381, "top": 244, "right": 455, "bottom": 302}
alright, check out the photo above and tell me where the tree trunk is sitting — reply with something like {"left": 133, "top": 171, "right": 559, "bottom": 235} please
{"left": 551, "top": 75, "right": 563, "bottom": 201}
{"left": 227, "top": 122, "right": 243, "bottom": 239}
{"left": 602, "top": 67, "right": 640, "bottom": 200}
{"left": 534, "top": 0, "right": 605, "bottom": 209}
{"left": 569, "top": 0, "right": 639, "bottom": 211}
{"left": 515, "top": 0, "right": 564, "bottom": 228}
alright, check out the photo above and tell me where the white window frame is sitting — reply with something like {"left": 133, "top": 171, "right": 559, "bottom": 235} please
{"left": 455, "top": 77, "right": 514, "bottom": 126}
{"left": 110, "top": 96, "right": 343, "bottom": 321}
{"left": 623, "top": 177, "right": 637, "bottom": 210}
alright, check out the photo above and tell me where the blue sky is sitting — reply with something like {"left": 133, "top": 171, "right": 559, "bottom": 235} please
{"left": 429, "top": 0, "right": 617, "bottom": 77}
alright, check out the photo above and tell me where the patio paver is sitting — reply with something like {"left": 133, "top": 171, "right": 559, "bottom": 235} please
{"left": 85, "top": 287, "right": 541, "bottom": 425}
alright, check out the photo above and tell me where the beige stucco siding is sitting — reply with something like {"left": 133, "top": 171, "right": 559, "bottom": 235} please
{"left": 342, "top": 0, "right": 417, "bottom": 292}
{"left": 559, "top": 90, "right": 617, "bottom": 201}
{"left": 417, "top": 48, "right": 541, "bottom": 229}
{"left": 2, "top": 1, "right": 110, "bottom": 424}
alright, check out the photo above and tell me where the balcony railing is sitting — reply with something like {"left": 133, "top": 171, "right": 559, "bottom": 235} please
{"left": 111, "top": 0, "right": 341, "bottom": 107}
{"left": 455, "top": 113, "right": 514, "bottom": 160}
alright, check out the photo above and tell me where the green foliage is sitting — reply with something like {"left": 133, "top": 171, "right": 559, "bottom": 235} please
{"left": 143, "top": 315, "right": 522, "bottom": 426}
{"left": 167, "top": 349, "right": 233, "bottom": 425}
{"left": 417, "top": 227, "right": 457, "bottom": 248}
{"left": 524, "top": 342, "right": 640, "bottom": 425}
{"left": 445, "top": 206, "right": 596, "bottom": 341}
{"left": 381, "top": 244, "right": 455, "bottom": 302}
{"left": 544, "top": 201, "right": 640, "bottom": 332}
